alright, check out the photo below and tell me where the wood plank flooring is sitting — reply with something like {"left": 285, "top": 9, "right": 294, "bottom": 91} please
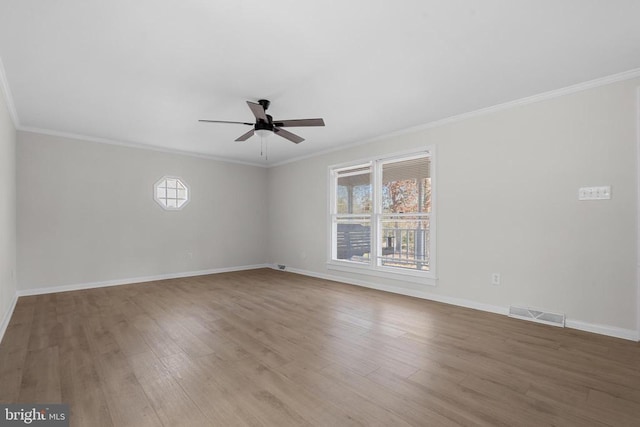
{"left": 1, "top": 268, "right": 640, "bottom": 426}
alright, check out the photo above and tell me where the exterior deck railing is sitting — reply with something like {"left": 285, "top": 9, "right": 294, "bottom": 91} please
{"left": 336, "top": 224, "right": 429, "bottom": 270}
{"left": 380, "top": 227, "right": 429, "bottom": 270}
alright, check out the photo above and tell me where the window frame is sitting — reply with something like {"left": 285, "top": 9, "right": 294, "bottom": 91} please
{"left": 154, "top": 176, "right": 190, "bottom": 211}
{"left": 327, "top": 147, "right": 437, "bottom": 285}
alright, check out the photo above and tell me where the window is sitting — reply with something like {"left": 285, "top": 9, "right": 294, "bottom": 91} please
{"left": 154, "top": 176, "right": 189, "bottom": 210}
{"left": 334, "top": 164, "right": 372, "bottom": 264}
{"left": 329, "top": 149, "right": 435, "bottom": 282}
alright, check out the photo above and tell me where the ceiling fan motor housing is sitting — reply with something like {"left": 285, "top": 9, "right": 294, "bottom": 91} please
{"left": 199, "top": 98, "right": 324, "bottom": 144}
{"left": 255, "top": 114, "right": 274, "bottom": 132}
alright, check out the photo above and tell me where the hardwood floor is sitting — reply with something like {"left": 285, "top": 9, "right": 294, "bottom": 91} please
{"left": 1, "top": 268, "right": 640, "bottom": 426}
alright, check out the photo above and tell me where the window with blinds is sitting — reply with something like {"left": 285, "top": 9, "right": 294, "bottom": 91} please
{"left": 329, "top": 150, "right": 435, "bottom": 279}
{"left": 332, "top": 164, "right": 372, "bottom": 263}
{"left": 379, "top": 156, "right": 431, "bottom": 271}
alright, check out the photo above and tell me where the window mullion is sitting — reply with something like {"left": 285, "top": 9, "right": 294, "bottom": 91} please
{"left": 372, "top": 160, "right": 381, "bottom": 267}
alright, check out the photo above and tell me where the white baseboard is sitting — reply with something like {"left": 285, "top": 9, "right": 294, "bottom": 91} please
{"left": 276, "top": 265, "right": 507, "bottom": 316}
{"left": 10, "top": 264, "right": 639, "bottom": 342}
{"left": 16, "top": 264, "right": 270, "bottom": 297}
{"left": 273, "top": 265, "right": 639, "bottom": 342}
{"left": 565, "top": 320, "right": 639, "bottom": 342}
{"left": 0, "top": 293, "right": 18, "bottom": 345}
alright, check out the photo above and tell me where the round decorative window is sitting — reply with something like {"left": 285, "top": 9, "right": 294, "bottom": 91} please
{"left": 154, "top": 176, "right": 189, "bottom": 210}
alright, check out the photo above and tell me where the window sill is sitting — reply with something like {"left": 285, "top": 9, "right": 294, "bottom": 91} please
{"left": 326, "top": 261, "right": 437, "bottom": 286}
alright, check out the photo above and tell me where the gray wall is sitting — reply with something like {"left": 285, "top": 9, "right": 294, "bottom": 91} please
{"left": 268, "top": 77, "right": 639, "bottom": 333}
{"left": 0, "top": 84, "right": 16, "bottom": 328}
{"left": 17, "top": 131, "right": 268, "bottom": 290}
{"left": 9, "top": 76, "right": 640, "bottom": 337}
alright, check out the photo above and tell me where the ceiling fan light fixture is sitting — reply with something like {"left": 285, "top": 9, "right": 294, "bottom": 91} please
{"left": 200, "top": 99, "right": 324, "bottom": 144}
{"left": 255, "top": 129, "right": 272, "bottom": 139}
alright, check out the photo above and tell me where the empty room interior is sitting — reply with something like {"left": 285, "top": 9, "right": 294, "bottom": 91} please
{"left": 1, "top": 1, "right": 640, "bottom": 426}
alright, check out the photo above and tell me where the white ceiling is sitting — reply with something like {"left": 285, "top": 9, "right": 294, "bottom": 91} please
{"left": 1, "top": 1, "right": 640, "bottom": 166}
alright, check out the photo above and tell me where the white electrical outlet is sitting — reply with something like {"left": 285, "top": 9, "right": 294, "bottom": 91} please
{"left": 578, "top": 186, "right": 611, "bottom": 200}
{"left": 491, "top": 273, "right": 501, "bottom": 286}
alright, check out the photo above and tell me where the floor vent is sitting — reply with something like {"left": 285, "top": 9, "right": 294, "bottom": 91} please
{"left": 277, "top": 264, "right": 286, "bottom": 270}
{"left": 508, "top": 305, "right": 565, "bottom": 327}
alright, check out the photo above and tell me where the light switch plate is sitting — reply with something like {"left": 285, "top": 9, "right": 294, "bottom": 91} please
{"left": 578, "top": 186, "right": 611, "bottom": 200}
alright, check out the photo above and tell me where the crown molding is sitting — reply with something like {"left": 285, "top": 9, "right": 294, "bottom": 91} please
{"left": 18, "top": 126, "right": 268, "bottom": 168}
{"left": 0, "top": 56, "right": 20, "bottom": 128}
{"left": 6, "top": 64, "right": 640, "bottom": 169}
{"left": 270, "top": 67, "right": 640, "bottom": 168}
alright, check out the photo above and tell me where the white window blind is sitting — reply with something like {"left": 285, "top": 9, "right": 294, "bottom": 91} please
{"left": 379, "top": 155, "right": 431, "bottom": 271}
{"left": 332, "top": 164, "right": 372, "bottom": 263}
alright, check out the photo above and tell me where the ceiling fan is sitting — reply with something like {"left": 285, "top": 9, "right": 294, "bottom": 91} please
{"left": 199, "top": 99, "right": 325, "bottom": 144}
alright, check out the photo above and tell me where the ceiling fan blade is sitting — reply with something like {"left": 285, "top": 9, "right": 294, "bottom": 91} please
{"left": 247, "top": 101, "right": 268, "bottom": 121}
{"left": 199, "top": 119, "right": 253, "bottom": 125}
{"left": 274, "top": 127, "right": 304, "bottom": 144}
{"left": 273, "top": 118, "right": 325, "bottom": 127}
{"left": 235, "top": 129, "right": 255, "bottom": 141}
